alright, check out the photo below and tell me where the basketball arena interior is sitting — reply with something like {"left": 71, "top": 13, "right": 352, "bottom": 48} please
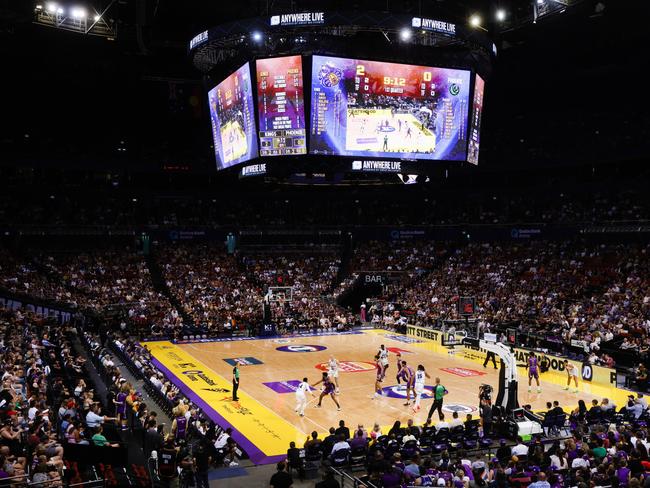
{"left": 1, "top": 1, "right": 649, "bottom": 487}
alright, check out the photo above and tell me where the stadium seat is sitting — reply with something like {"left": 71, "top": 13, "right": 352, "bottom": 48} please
{"left": 330, "top": 448, "right": 350, "bottom": 469}
{"left": 349, "top": 445, "right": 367, "bottom": 472}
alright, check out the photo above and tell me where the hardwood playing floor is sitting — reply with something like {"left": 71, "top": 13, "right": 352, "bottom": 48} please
{"left": 174, "top": 329, "right": 621, "bottom": 435}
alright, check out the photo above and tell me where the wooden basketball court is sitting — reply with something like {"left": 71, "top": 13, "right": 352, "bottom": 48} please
{"left": 145, "top": 329, "right": 629, "bottom": 465}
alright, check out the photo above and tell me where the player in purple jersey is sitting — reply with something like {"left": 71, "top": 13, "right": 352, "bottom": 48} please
{"left": 171, "top": 405, "right": 188, "bottom": 443}
{"left": 312, "top": 371, "right": 341, "bottom": 411}
{"left": 114, "top": 384, "right": 129, "bottom": 431}
{"left": 399, "top": 361, "right": 415, "bottom": 406}
{"left": 527, "top": 352, "right": 542, "bottom": 393}
{"left": 395, "top": 352, "right": 403, "bottom": 384}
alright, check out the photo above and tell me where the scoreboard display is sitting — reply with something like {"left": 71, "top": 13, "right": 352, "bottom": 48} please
{"left": 256, "top": 56, "right": 307, "bottom": 156}
{"left": 467, "top": 74, "right": 485, "bottom": 165}
{"left": 310, "top": 55, "right": 471, "bottom": 161}
{"left": 208, "top": 62, "right": 258, "bottom": 170}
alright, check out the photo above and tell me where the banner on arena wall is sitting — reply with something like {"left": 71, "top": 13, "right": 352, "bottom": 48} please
{"left": 405, "top": 324, "right": 616, "bottom": 388}
{"left": 0, "top": 296, "right": 72, "bottom": 323}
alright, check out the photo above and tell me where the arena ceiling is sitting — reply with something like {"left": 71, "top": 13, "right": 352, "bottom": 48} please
{"left": 0, "top": 0, "right": 646, "bottom": 173}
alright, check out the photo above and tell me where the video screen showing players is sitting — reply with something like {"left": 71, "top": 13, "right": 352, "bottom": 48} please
{"left": 207, "top": 62, "right": 258, "bottom": 170}
{"left": 467, "top": 74, "right": 485, "bottom": 165}
{"left": 310, "top": 55, "right": 471, "bottom": 161}
{"left": 256, "top": 56, "right": 307, "bottom": 156}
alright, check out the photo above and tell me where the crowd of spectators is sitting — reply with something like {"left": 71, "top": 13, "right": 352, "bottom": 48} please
{"left": 0, "top": 247, "right": 176, "bottom": 334}
{"left": 380, "top": 241, "right": 650, "bottom": 369}
{"left": 243, "top": 252, "right": 343, "bottom": 331}
{"left": 156, "top": 242, "right": 259, "bottom": 337}
{"left": 335, "top": 240, "right": 443, "bottom": 299}
{"left": 111, "top": 335, "right": 242, "bottom": 469}
{"left": 0, "top": 304, "right": 122, "bottom": 486}
{"left": 283, "top": 394, "right": 650, "bottom": 488}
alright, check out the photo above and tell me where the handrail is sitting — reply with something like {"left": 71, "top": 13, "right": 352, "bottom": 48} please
{"left": 3, "top": 476, "right": 104, "bottom": 487}
{"left": 67, "top": 480, "right": 105, "bottom": 487}
{"left": 328, "top": 466, "right": 379, "bottom": 488}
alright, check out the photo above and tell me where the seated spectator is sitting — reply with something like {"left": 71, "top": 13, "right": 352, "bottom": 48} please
{"left": 511, "top": 437, "right": 529, "bottom": 457}
{"left": 286, "top": 441, "right": 304, "bottom": 481}
{"left": 349, "top": 429, "right": 367, "bottom": 450}
{"left": 449, "top": 411, "right": 463, "bottom": 428}
{"left": 85, "top": 402, "right": 116, "bottom": 428}
{"left": 330, "top": 435, "right": 350, "bottom": 455}
{"left": 322, "top": 427, "right": 337, "bottom": 457}
{"left": 335, "top": 420, "right": 350, "bottom": 440}
{"left": 91, "top": 426, "right": 119, "bottom": 448}
{"left": 270, "top": 461, "right": 293, "bottom": 488}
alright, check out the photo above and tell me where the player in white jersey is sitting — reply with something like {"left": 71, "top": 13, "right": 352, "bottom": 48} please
{"left": 294, "top": 377, "right": 315, "bottom": 417}
{"left": 327, "top": 356, "right": 340, "bottom": 393}
{"left": 563, "top": 359, "right": 579, "bottom": 393}
{"left": 413, "top": 364, "right": 430, "bottom": 413}
{"left": 377, "top": 345, "right": 390, "bottom": 376}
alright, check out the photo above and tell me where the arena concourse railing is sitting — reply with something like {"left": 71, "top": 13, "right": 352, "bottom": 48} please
{"left": 328, "top": 465, "right": 379, "bottom": 488}
{"left": 0, "top": 475, "right": 105, "bottom": 487}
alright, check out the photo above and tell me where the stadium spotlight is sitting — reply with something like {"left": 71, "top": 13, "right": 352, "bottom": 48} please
{"left": 469, "top": 15, "right": 482, "bottom": 27}
{"left": 71, "top": 7, "right": 87, "bottom": 19}
{"left": 35, "top": 4, "right": 43, "bottom": 10}
{"left": 46, "top": 2, "right": 56, "bottom": 12}
{"left": 56, "top": 6, "right": 64, "bottom": 14}
{"left": 252, "top": 31, "right": 262, "bottom": 42}
{"left": 537, "top": 0, "right": 544, "bottom": 4}
{"left": 400, "top": 28, "right": 412, "bottom": 41}
{"left": 496, "top": 9, "right": 506, "bottom": 21}
{"left": 94, "top": 14, "right": 101, "bottom": 21}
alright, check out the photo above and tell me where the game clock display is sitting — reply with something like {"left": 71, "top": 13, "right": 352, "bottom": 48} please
{"left": 310, "top": 55, "right": 471, "bottom": 161}
{"left": 208, "top": 62, "right": 258, "bottom": 170}
{"left": 256, "top": 56, "right": 307, "bottom": 156}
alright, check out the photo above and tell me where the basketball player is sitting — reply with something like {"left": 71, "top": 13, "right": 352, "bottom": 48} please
{"left": 114, "top": 382, "right": 129, "bottom": 431}
{"left": 372, "top": 358, "right": 386, "bottom": 400}
{"left": 327, "top": 355, "right": 341, "bottom": 393}
{"left": 312, "top": 372, "right": 341, "bottom": 411}
{"left": 527, "top": 352, "right": 541, "bottom": 393}
{"left": 399, "top": 361, "right": 416, "bottom": 406}
{"left": 295, "top": 377, "right": 315, "bottom": 417}
{"left": 395, "top": 352, "right": 403, "bottom": 384}
{"left": 563, "top": 359, "right": 579, "bottom": 392}
{"left": 413, "top": 364, "right": 431, "bottom": 413}
{"left": 171, "top": 404, "right": 188, "bottom": 444}
{"left": 383, "top": 135, "right": 388, "bottom": 151}
{"left": 377, "top": 345, "right": 390, "bottom": 377}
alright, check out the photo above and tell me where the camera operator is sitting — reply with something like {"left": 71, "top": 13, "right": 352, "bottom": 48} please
{"left": 193, "top": 441, "right": 212, "bottom": 488}
{"left": 479, "top": 384, "right": 493, "bottom": 405}
{"left": 178, "top": 442, "right": 196, "bottom": 488}
{"left": 479, "top": 399, "right": 493, "bottom": 436}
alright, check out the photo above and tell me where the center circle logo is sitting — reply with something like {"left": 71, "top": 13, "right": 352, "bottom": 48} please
{"left": 316, "top": 361, "right": 376, "bottom": 373}
{"left": 380, "top": 385, "right": 435, "bottom": 399}
{"left": 442, "top": 404, "right": 476, "bottom": 414}
{"left": 276, "top": 345, "right": 327, "bottom": 353}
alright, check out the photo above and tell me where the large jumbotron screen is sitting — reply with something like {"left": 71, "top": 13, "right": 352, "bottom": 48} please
{"left": 208, "top": 62, "right": 258, "bottom": 169}
{"left": 467, "top": 74, "right": 485, "bottom": 165}
{"left": 256, "top": 56, "right": 307, "bottom": 156}
{"left": 310, "top": 55, "right": 471, "bottom": 161}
